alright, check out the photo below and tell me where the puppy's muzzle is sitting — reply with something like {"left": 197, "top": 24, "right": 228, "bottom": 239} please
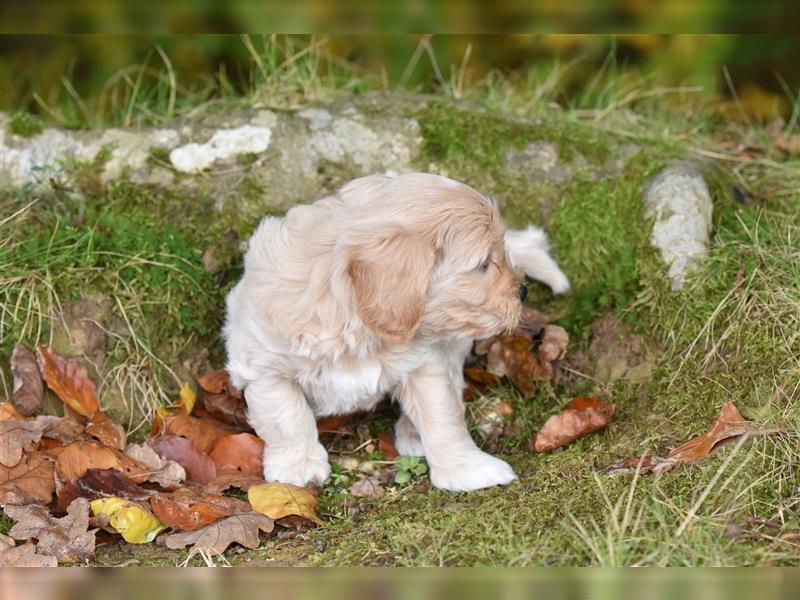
{"left": 518, "top": 284, "right": 528, "bottom": 302}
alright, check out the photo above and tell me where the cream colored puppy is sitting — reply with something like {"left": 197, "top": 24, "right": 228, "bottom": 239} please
{"left": 224, "top": 173, "right": 569, "bottom": 492}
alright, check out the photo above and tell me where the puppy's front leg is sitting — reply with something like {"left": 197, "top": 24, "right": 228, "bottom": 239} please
{"left": 245, "top": 375, "right": 330, "bottom": 487}
{"left": 396, "top": 361, "right": 517, "bottom": 492}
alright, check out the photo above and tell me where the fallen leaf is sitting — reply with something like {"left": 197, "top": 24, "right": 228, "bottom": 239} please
{"left": 0, "top": 543, "right": 58, "bottom": 567}
{"left": 150, "top": 435, "right": 217, "bottom": 484}
{"left": 150, "top": 487, "right": 250, "bottom": 531}
{"left": 208, "top": 433, "right": 264, "bottom": 476}
{"left": 0, "top": 532, "right": 12, "bottom": 551}
{"left": 377, "top": 430, "right": 399, "bottom": 460}
{"left": 350, "top": 477, "right": 385, "bottom": 498}
{"left": 56, "top": 468, "right": 155, "bottom": 513}
{"left": 0, "top": 402, "right": 25, "bottom": 421}
{"left": 54, "top": 441, "right": 150, "bottom": 486}
{"left": 11, "top": 344, "right": 43, "bottom": 416}
{"left": 90, "top": 497, "right": 165, "bottom": 544}
{"left": 36, "top": 346, "right": 100, "bottom": 419}
{"left": 179, "top": 383, "right": 196, "bottom": 414}
{"left": 0, "top": 451, "right": 55, "bottom": 505}
{"left": 6, "top": 497, "right": 96, "bottom": 562}
{"left": 474, "top": 398, "right": 515, "bottom": 440}
{"left": 161, "top": 414, "right": 236, "bottom": 454}
{"left": 124, "top": 442, "right": 186, "bottom": 487}
{"left": 0, "top": 419, "right": 45, "bottom": 467}
{"left": 248, "top": 482, "right": 322, "bottom": 526}
{"left": 198, "top": 370, "right": 239, "bottom": 395}
{"left": 203, "top": 473, "right": 265, "bottom": 495}
{"left": 602, "top": 401, "right": 768, "bottom": 475}
{"left": 538, "top": 325, "right": 569, "bottom": 362}
{"left": 529, "top": 397, "right": 616, "bottom": 452}
{"left": 85, "top": 413, "right": 126, "bottom": 450}
{"left": 164, "top": 512, "right": 274, "bottom": 556}
{"left": 34, "top": 415, "right": 85, "bottom": 444}
{"left": 316, "top": 414, "right": 354, "bottom": 433}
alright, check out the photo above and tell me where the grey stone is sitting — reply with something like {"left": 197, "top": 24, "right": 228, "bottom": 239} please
{"left": 644, "top": 163, "right": 713, "bottom": 289}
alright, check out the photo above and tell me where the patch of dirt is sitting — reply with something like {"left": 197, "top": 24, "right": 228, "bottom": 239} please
{"left": 570, "top": 313, "right": 657, "bottom": 384}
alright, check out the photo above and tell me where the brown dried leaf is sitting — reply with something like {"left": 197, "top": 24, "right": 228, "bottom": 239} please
{"left": 203, "top": 473, "right": 265, "bottom": 495}
{"left": 538, "top": 324, "right": 569, "bottom": 362}
{"left": 150, "top": 487, "right": 250, "bottom": 531}
{"left": 208, "top": 433, "right": 264, "bottom": 476}
{"left": 161, "top": 414, "right": 236, "bottom": 454}
{"left": 56, "top": 467, "right": 155, "bottom": 513}
{"left": 0, "top": 419, "right": 46, "bottom": 467}
{"left": 0, "top": 451, "right": 55, "bottom": 506}
{"left": 11, "top": 344, "right": 43, "bottom": 417}
{"left": 163, "top": 512, "right": 274, "bottom": 556}
{"left": 349, "top": 477, "right": 385, "bottom": 498}
{"left": 124, "top": 442, "right": 186, "bottom": 487}
{"left": 6, "top": 497, "right": 96, "bottom": 563}
{"left": 150, "top": 435, "right": 217, "bottom": 485}
{"left": 201, "top": 393, "right": 250, "bottom": 430}
{"left": 198, "top": 370, "right": 241, "bottom": 396}
{"left": 85, "top": 413, "right": 126, "bottom": 450}
{"left": 377, "top": 430, "right": 399, "bottom": 460}
{"left": 36, "top": 346, "right": 100, "bottom": 419}
{"left": 602, "top": 401, "right": 764, "bottom": 476}
{"left": 54, "top": 441, "right": 150, "bottom": 486}
{"left": 316, "top": 414, "right": 354, "bottom": 433}
{"left": 529, "top": 397, "right": 616, "bottom": 452}
{"left": 34, "top": 415, "right": 85, "bottom": 444}
{"left": 0, "top": 542, "right": 58, "bottom": 567}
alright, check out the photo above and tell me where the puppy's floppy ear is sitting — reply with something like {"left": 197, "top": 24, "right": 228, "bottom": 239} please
{"left": 348, "top": 228, "right": 435, "bottom": 343}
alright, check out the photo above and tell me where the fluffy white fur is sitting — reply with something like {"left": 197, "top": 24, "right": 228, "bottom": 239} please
{"left": 224, "top": 173, "right": 569, "bottom": 492}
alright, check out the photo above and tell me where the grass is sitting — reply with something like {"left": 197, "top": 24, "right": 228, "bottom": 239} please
{"left": 2, "top": 37, "right": 800, "bottom": 566}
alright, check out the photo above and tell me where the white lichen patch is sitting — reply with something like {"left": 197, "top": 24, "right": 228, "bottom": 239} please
{"left": 300, "top": 110, "right": 419, "bottom": 172}
{"left": 644, "top": 163, "right": 713, "bottom": 289}
{"left": 169, "top": 125, "right": 272, "bottom": 173}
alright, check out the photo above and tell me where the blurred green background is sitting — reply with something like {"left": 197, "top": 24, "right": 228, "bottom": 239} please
{"left": 1, "top": 35, "right": 798, "bottom": 128}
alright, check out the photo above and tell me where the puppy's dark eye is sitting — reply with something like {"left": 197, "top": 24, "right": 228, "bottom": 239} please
{"left": 479, "top": 258, "right": 491, "bottom": 271}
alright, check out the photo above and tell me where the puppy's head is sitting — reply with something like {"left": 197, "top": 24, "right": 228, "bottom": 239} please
{"left": 346, "top": 174, "right": 524, "bottom": 343}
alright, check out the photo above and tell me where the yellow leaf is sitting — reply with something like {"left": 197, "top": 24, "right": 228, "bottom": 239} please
{"left": 248, "top": 482, "right": 322, "bottom": 525}
{"left": 179, "top": 383, "right": 196, "bottom": 415}
{"left": 90, "top": 497, "right": 165, "bottom": 544}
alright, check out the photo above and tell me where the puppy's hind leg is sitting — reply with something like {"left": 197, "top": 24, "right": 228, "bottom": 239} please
{"left": 245, "top": 375, "right": 331, "bottom": 487}
{"left": 504, "top": 225, "right": 570, "bottom": 294}
{"left": 394, "top": 413, "right": 425, "bottom": 456}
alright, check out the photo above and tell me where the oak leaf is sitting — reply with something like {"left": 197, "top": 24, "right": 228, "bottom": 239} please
{"left": 0, "top": 419, "right": 45, "bottom": 467}
{"left": 164, "top": 512, "right": 274, "bottom": 557}
{"left": 124, "top": 442, "right": 186, "bottom": 487}
{"left": 248, "top": 482, "right": 322, "bottom": 526}
{"left": 160, "top": 414, "right": 235, "bottom": 454}
{"left": 0, "top": 542, "right": 58, "bottom": 567}
{"left": 54, "top": 441, "right": 150, "bottom": 486}
{"left": 55, "top": 468, "right": 155, "bottom": 513}
{"left": 6, "top": 497, "right": 96, "bottom": 562}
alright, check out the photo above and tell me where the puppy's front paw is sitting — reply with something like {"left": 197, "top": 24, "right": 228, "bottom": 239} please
{"left": 262, "top": 443, "right": 331, "bottom": 487}
{"left": 430, "top": 452, "right": 517, "bottom": 492}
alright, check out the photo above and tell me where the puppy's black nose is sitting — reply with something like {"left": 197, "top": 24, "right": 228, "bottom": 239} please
{"left": 518, "top": 284, "right": 528, "bottom": 302}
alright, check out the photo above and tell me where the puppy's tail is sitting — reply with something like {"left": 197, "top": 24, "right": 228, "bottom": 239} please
{"left": 504, "top": 225, "right": 570, "bottom": 294}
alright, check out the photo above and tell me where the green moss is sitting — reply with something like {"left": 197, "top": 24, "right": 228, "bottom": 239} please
{"left": 8, "top": 111, "right": 44, "bottom": 137}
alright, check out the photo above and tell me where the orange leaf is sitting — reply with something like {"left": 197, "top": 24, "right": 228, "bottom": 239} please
{"left": 85, "top": 413, "right": 126, "bottom": 450}
{"left": 377, "top": 430, "right": 399, "bottom": 460}
{"left": 208, "top": 433, "right": 264, "bottom": 476}
{"left": 161, "top": 414, "right": 236, "bottom": 454}
{"left": 0, "top": 451, "right": 55, "bottom": 505}
{"left": 150, "top": 488, "right": 250, "bottom": 531}
{"left": 529, "top": 397, "right": 616, "bottom": 452}
{"left": 602, "top": 401, "right": 766, "bottom": 476}
{"left": 316, "top": 415, "right": 353, "bottom": 433}
{"left": 36, "top": 347, "right": 99, "bottom": 419}
{"left": 54, "top": 441, "right": 149, "bottom": 485}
